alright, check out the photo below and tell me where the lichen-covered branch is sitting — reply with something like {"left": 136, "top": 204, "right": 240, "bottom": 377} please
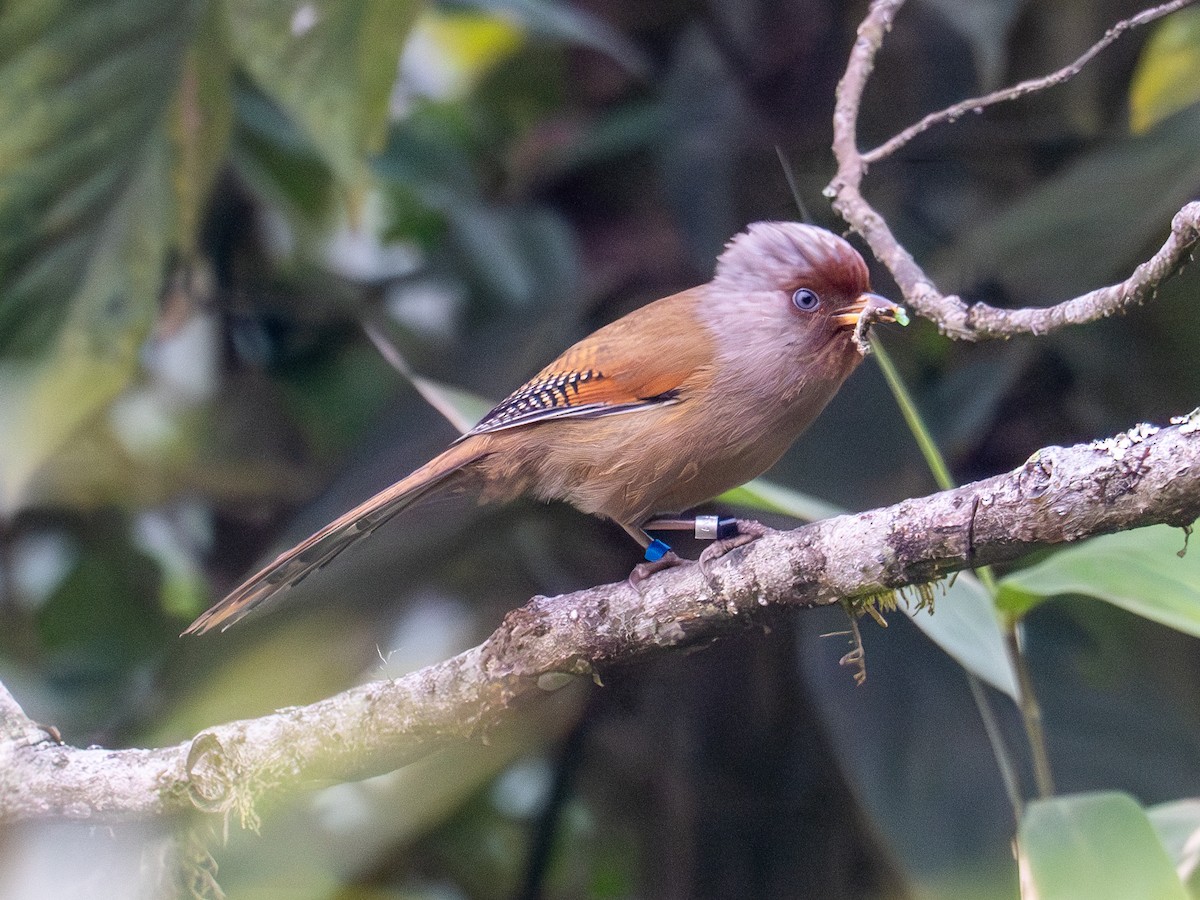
{"left": 2, "top": 419, "right": 1199, "bottom": 827}
{"left": 827, "top": 0, "right": 1200, "bottom": 341}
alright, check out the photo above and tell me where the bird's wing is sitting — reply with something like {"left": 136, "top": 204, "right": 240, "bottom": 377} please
{"left": 462, "top": 289, "right": 714, "bottom": 439}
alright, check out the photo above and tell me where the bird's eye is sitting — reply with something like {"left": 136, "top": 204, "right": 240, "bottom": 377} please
{"left": 791, "top": 288, "right": 820, "bottom": 312}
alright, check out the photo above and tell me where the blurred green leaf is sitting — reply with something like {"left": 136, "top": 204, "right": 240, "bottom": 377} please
{"left": 404, "top": 7, "right": 525, "bottom": 100}
{"left": 719, "top": 478, "right": 843, "bottom": 522}
{"left": 457, "top": 0, "right": 647, "bottom": 75}
{"left": 232, "top": 85, "right": 337, "bottom": 221}
{"left": 0, "top": 0, "right": 198, "bottom": 353}
{"left": 169, "top": 0, "right": 234, "bottom": 254}
{"left": 909, "top": 572, "right": 1017, "bottom": 698}
{"left": 1019, "top": 792, "right": 1188, "bottom": 900}
{"left": 225, "top": 0, "right": 423, "bottom": 189}
{"left": 443, "top": 201, "right": 577, "bottom": 309}
{"left": 952, "top": 102, "right": 1200, "bottom": 302}
{"left": 916, "top": 0, "right": 1026, "bottom": 88}
{"left": 657, "top": 27, "right": 741, "bottom": 265}
{"left": 995, "top": 523, "right": 1200, "bottom": 637}
{"left": 0, "top": 137, "right": 174, "bottom": 514}
{"left": 1130, "top": 6, "right": 1200, "bottom": 134}
{"left": 1148, "top": 799, "right": 1200, "bottom": 896}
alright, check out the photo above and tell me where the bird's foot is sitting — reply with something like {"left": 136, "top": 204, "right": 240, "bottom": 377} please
{"left": 628, "top": 550, "right": 685, "bottom": 591}
{"left": 697, "top": 519, "right": 770, "bottom": 581}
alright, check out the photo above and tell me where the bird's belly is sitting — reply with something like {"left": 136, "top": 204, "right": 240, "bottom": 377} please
{"left": 528, "top": 403, "right": 810, "bottom": 526}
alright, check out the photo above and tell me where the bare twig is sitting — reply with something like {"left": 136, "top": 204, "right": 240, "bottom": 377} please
{"left": 2, "top": 419, "right": 1199, "bottom": 827}
{"left": 828, "top": 0, "right": 1200, "bottom": 341}
{"left": 864, "top": 0, "right": 1199, "bottom": 165}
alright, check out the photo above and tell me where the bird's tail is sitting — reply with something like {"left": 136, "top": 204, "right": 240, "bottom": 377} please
{"left": 184, "top": 439, "right": 489, "bottom": 635}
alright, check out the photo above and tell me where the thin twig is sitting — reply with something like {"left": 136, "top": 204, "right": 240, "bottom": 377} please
{"left": 864, "top": 0, "right": 1200, "bottom": 164}
{"left": 829, "top": 0, "right": 1200, "bottom": 341}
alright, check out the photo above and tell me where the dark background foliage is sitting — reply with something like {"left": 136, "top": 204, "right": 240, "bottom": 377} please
{"left": 2, "top": 0, "right": 1199, "bottom": 896}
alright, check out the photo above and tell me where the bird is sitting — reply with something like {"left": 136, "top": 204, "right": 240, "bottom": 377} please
{"left": 184, "top": 222, "right": 903, "bottom": 634}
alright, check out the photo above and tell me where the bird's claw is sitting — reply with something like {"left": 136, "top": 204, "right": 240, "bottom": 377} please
{"left": 698, "top": 519, "right": 770, "bottom": 583}
{"left": 628, "top": 550, "right": 685, "bottom": 592}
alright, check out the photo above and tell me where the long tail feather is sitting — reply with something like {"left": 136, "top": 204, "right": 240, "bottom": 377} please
{"left": 184, "top": 440, "right": 489, "bottom": 634}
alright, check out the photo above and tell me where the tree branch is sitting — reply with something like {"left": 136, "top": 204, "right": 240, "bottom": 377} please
{"left": 863, "top": 0, "right": 1199, "bottom": 165}
{"left": 828, "top": 0, "right": 1200, "bottom": 341}
{"left": 3, "top": 417, "right": 1199, "bottom": 827}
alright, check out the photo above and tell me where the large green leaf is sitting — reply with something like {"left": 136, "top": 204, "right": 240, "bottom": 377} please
{"left": 910, "top": 571, "right": 1017, "bottom": 698}
{"left": 996, "top": 523, "right": 1200, "bottom": 637}
{"left": 1019, "top": 792, "right": 1188, "bottom": 900}
{"left": 225, "top": 0, "right": 423, "bottom": 188}
{"left": 0, "top": 137, "right": 174, "bottom": 514}
{"left": 0, "top": 0, "right": 198, "bottom": 354}
{"left": 1148, "top": 799, "right": 1200, "bottom": 897}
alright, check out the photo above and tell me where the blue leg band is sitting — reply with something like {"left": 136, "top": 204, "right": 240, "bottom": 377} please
{"left": 644, "top": 539, "right": 672, "bottom": 562}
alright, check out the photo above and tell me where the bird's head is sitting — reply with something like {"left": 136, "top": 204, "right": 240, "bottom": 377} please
{"left": 711, "top": 221, "right": 905, "bottom": 360}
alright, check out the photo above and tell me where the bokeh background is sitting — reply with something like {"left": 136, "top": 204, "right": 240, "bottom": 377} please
{"left": 2, "top": 0, "right": 1200, "bottom": 897}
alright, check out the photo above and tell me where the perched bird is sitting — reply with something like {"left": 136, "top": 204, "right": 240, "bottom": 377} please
{"left": 185, "top": 222, "right": 902, "bottom": 634}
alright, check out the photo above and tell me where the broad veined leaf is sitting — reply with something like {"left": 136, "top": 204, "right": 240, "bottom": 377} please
{"left": 0, "top": 0, "right": 199, "bottom": 354}
{"left": 225, "top": 0, "right": 424, "bottom": 188}
{"left": 996, "top": 522, "right": 1200, "bottom": 637}
{"left": 1130, "top": 6, "right": 1200, "bottom": 134}
{"left": 1019, "top": 792, "right": 1188, "bottom": 900}
{"left": 0, "top": 137, "right": 175, "bottom": 514}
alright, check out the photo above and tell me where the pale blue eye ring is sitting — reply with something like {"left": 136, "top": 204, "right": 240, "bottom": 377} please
{"left": 792, "top": 288, "right": 820, "bottom": 311}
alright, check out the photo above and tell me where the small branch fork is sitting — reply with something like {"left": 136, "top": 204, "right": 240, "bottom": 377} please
{"left": 2, "top": 420, "right": 1199, "bottom": 827}
{"left": 828, "top": 0, "right": 1200, "bottom": 341}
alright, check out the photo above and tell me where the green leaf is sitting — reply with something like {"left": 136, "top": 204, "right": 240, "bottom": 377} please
{"left": 996, "top": 523, "right": 1200, "bottom": 637}
{"left": 908, "top": 572, "right": 1017, "bottom": 699}
{"left": 1148, "top": 799, "right": 1200, "bottom": 896}
{"left": 458, "top": 0, "right": 647, "bottom": 75}
{"left": 231, "top": 85, "right": 336, "bottom": 222}
{"left": 225, "top": 0, "right": 423, "bottom": 188}
{"left": 0, "top": 136, "right": 174, "bottom": 514}
{"left": 952, "top": 102, "right": 1200, "bottom": 302}
{"left": 0, "top": 0, "right": 198, "bottom": 354}
{"left": 1019, "top": 792, "right": 1189, "bottom": 900}
{"left": 719, "top": 478, "right": 843, "bottom": 523}
{"left": 1130, "top": 6, "right": 1200, "bottom": 134}
{"left": 719, "top": 480, "right": 1018, "bottom": 697}
{"left": 168, "top": 0, "right": 234, "bottom": 255}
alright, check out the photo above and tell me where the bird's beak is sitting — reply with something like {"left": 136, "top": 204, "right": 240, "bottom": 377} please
{"left": 832, "top": 292, "right": 907, "bottom": 330}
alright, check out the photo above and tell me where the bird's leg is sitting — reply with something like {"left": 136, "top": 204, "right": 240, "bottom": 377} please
{"left": 621, "top": 522, "right": 684, "bottom": 589}
{"left": 642, "top": 515, "right": 740, "bottom": 541}
{"left": 622, "top": 517, "right": 772, "bottom": 588}
{"left": 697, "top": 519, "right": 771, "bottom": 581}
